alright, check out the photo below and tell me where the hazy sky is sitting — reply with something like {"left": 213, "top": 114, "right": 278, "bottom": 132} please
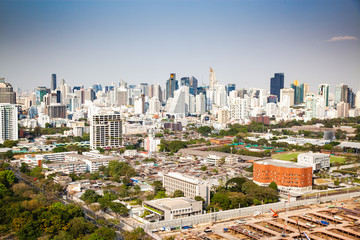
{"left": 1, "top": 0, "right": 359, "bottom": 93}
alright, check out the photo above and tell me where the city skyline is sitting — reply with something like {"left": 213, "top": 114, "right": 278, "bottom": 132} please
{"left": 1, "top": 0, "right": 359, "bottom": 92}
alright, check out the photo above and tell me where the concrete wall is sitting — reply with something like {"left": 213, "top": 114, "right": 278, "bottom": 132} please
{"left": 140, "top": 192, "right": 360, "bottom": 231}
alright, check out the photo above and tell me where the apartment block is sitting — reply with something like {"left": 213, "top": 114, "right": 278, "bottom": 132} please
{"left": 90, "top": 113, "right": 122, "bottom": 149}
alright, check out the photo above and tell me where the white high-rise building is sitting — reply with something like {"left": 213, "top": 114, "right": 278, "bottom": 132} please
{"left": 266, "top": 102, "right": 278, "bottom": 117}
{"left": 117, "top": 87, "right": 128, "bottom": 106}
{"left": 0, "top": 104, "right": 18, "bottom": 144}
{"left": 355, "top": 90, "right": 360, "bottom": 108}
{"left": 167, "top": 87, "right": 187, "bottom": 115}
{"left": 229, "top": 97, "right": 248, "bottom": 121}
{"left": 209, "top": 67, "right": 218, "bottom": 90}
{"left": 214, "top": 85, "right": 227, "bottom": 107}
{"left": 280, "top": 88, "right": 295, "bottom": 106}
{"left": 189, "top": 94, "right": 196, "bottom": 114}
{"left": 134, "top": 97, "right": 144, "bottom": 115}
{"left": 148, "top": 97, "right": 161, "bottom": 114}
{"left": 90, "top": 113, "right": 122, "bottom": 149}
{"left": 195, "top": 93, "right": 206, "bottom": 115}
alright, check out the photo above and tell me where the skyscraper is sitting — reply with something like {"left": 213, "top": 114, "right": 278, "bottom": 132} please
{"left": 209, "top": 67, "right": 218, "bottom": 90}
{"left": 189, "top": 76, "right": 198, "bottom": 95}
{"left": 335, "top": 84, "right": 348, "bottom": 106}
{"left": 227, "top": 84, "right": 236, "bottom": 95}
{"left": 0, "top": 78, "right": 16, "bottom": 104}
{"left": 51, "top": 74, "right": 57, "bottom": 91}
{"left": 165, "top": 73, "right": 178, "bottom": 100}
{"left": 270, "top": 73, "right": 284, "bottom": 100}
{"left": 290, "top": 80, "right": 304, "bottom": 105}
{"left": 318, "top": 84, "right": 330, "bottom": 107}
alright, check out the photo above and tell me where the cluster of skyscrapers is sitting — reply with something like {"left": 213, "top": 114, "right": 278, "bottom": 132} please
{"left": 0, "top": 69, "right": 359, "bottom": 146}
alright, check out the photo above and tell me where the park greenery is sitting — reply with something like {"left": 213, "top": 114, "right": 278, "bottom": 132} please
{"left": 0, "top": 163, "right": 117, "bottom": 240}
{"left": 208, "top": 177, "right": 279, "bottom": 211}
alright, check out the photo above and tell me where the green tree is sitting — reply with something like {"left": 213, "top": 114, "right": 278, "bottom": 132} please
{"left": 80, "top": 189, "right": 101, "bottom": 204}
{"left": 200, "top": 166, "right": 207, "bottom": 171}
{"left": 2, "top": 140, "right": 18, "bottom": 148}
{"left": 152, "top": 180, "right": 165, "bottom": 193}
{"left": 173, "top": 190, "right": 184, "bottom": 198}
{"left": 226, "top": 177, "right": 247, "bottom": 192}
{"left": 268, "top": 181, "right": 278, "bottom": 191}
{"left": 109, "top": 202, "right": 129, "bottom": 216}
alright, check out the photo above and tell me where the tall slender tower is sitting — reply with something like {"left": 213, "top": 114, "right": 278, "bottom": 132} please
{"left": 318, "top": 84, "right": 330, "bottom": 107}
{"left": 51, "top": 74, "right": 57, "bottom": 91}
{"left": 209, "top": 67, "right": 218, "bottom": 90}
{"left": 270, "top": 73, "right": 284, "bottom": 100}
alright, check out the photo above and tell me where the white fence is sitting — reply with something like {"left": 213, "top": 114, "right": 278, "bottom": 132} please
{"left": 140, "top": 192, "right": 360, "bottom": 231}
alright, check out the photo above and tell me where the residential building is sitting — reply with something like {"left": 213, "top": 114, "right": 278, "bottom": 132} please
{"left": 90, "top": 113, "right": 122, "bottom": 149}
{"left": 0, "top": 104, "right": 18, "bottom": 144}
{"left": 163, "top": 172, "right": 211, "bottom": 205}
{"left": 47, "top": 104, "right": 67, "bottom": 118}
{"left": 43, "top": 161, "right": 87, "bottom": 174}
{"left": 280, "top": 88, "right": 295, "bottom": 106}
{"left": 335, "top": 84, "right": 348, "bottom": 106}
{"left": 297, "top": 152, "right": 330, "bottom": 172}
{"left": 143, "top": 197, "right": 202, "bottom": 221}
{"left": 253, "top": 159, "right": 312, "bottom": 193}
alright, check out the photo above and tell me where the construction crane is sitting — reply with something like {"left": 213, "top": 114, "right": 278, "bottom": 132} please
{"left": 270, "top": 209, "right": 278, "bottom": 218}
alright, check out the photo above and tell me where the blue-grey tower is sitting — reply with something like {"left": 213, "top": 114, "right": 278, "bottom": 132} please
{"left": 51, "top": 74, "right": 57, "bottom": 91}
{"left": 270, "top": 73, "right": 284, "bottom": 100}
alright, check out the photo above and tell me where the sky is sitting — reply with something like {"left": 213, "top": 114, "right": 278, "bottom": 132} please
{"left": 0, "top": 0, "right": 359, "bottom": 93}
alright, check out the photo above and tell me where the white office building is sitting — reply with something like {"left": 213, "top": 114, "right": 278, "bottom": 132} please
{"left": 163, "top": 172, "right": 211, "bottom": 205}
{"left": 297, "top": 151, "right": 330, "bottom": 172}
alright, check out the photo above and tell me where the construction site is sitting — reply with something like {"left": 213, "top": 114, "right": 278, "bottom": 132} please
{"left": 156, "top": 198, "right": 360, "bottom": 240}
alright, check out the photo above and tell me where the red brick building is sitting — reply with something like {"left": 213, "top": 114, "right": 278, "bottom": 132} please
{"left": 253, "top": 159, "right": 312, "bottom": 192}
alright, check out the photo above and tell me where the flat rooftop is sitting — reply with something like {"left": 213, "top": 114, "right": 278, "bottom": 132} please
{"left": 145, "top": 197, "right": 198, "bottom": 211}
{"left": 254, "top": 159, "right": 310, "bottom": 169}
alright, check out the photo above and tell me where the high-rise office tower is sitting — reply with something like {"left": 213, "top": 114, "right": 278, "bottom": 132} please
{"left": 180, "top": 77, "right": 190, "bottom": 87}
{"left": 335, "top": 83, "right": 348, "bottom": 106}
{"left": 270, "top": 73, "right": 284, "bottom": 100}
{"left": 149, "top": 84, "right": 162, "bottom": 103}
{"left": 227, "top": 84, "right": 236, "bottom": 95}
{"left": 290, "top": 80, "right": 304, "bottom": 105}
{"left": 0, "top": 104, "right": 18, "bottom": 143}
{"left": 51, "top": 74, "right": 57, "bottom": 91}
{"left": 0, "top": 78, "right": 16, "bottom": 104}
{"left": 90, "top": 113, "right": 122, "bottom": 149}
{"left": 348, "top": 88, "right": 355, "bottom": 108}
{"left": 139, "top": 83, "right": 149, "bottom": 96}
{"left": 318, "top": 84, "right": 330, "bottom": 107}
{"left": 209, "top": 67, "right": 218, "bottom": 90}
{"left": 165, "top": 73, "right": 178, "bottom": 100}
{"left": 189, "top": 76, "right": 198, "bottom": 95}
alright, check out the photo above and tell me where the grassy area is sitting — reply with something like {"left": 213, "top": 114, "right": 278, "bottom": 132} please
{"left": 272, "top": 152, "right": 346, "bottom": 164}
{"left": 144, "top": 205, "right": 163, "bottom": 215}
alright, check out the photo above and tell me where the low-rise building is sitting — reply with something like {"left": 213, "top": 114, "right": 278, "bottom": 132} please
{"left": 43, "top": 161, "right": 87, "bottom": 174}
{"left": 297, "top": 151, "right": 330, "bottom": 172}
{"left": 253, "top": 159, "right": 312, "bottom": 193}
{"left": 143, "top": 197, "right": 202, "bottom": 221}
{"left": 163, "top": 172, "right": 211, "bottom": 205}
